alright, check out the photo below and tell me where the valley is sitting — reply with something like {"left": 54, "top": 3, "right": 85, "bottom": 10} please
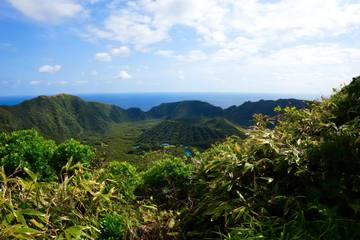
{"left": 0, "top": 94, "right": 305, "bottom": 163}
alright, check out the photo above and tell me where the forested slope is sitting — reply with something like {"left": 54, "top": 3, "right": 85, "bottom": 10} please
{"left": 0, "top": 94, "right": 145, "bottom": 141}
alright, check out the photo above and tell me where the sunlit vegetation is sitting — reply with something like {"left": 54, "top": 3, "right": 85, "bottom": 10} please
{"left": 136, "top": 118, "right": 243, "bottom": 148}
{"left": 1, "top": 76, "right": 360, "bottom": 239}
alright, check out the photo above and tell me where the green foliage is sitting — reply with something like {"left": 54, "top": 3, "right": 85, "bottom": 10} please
{"left": 146, "top": 100, "right": 224, "bottom": 119}
{"left": 181, "top": 76, "right": 360, "bottom": 239}
{"left": 137, "top": 118, "right": 242, "bottom": 148}
{"left": 51, "top": 139, "right": 96, "bottom": 173}
{"left": 0, "top": 129, "right": 96, "bottom": 179}
{"left": 0, "top": 129, "right": 56, "bottom": 179}
{"left": 0, "top": 165, "right": 110, "bottom": 239}
{"left": 140, "top": 158, "right": 193, "bottom": 208}
{"left": 0, "top": 161, "right": 179, "bottom": 239}
{"left": 99, "top": 161, "right": 141, "bottom": 200}
{"left": 224, "top": 99, "right": 307, "bottom": 126}
{"left": 0, "top": 94, "right": 146, "bottom": 141}
{"left": 98, "top": 213, "right": 126, "bottom": 240}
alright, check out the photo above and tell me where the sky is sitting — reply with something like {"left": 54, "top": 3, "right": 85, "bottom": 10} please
{"left": 0, "top": 0, "right": 360, "bottom": 96}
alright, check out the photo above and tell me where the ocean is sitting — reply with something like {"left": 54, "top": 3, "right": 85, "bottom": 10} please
{"left": 0, "top": 93, "right": 319, "bottom": 111}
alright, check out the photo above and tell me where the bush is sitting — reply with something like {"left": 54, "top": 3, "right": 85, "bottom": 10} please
{"left": 98, "top": 213, "right": 126, "bottom": 240}
{"left": 0, "top": 129, "right": 56, "bottom": 179}
{"left": 0, "top": 130, "right": 96, "bottom": 179}
{"left": 51, "top": 139, "right": 96, "bottom": 173}
{"left": 139, "top": 158, "right": 193, "bottom": 208}
{"left": 100, "top": 161, "right": 141, "bottom": 200}
{"left": 182, "top": 78, "right": 360, "bottom": 239}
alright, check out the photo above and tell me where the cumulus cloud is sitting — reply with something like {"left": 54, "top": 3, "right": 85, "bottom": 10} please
{"left": 8, "top": 0, "right": 84, "bottom": 23}
{"left": 110, "top": 46, "right": 131, "bottom": 57}
{"left": 155, "top": 50, "right": 177, "bottom": 58}
{"left": 95, "top": 52, "right": 112, "bottom": 62}
{"left": 252, "top": 44, "right": 360, "bottom": 67}
{"left": 156, "top": 49, "right": 208, "bottom": 62}
{"left": 95, "top": 46, "right": 130, "bottom": 62}
{"left": 115, "top": 70, "right": 131, "bottom": 79}
{"left": 87, "top": 0, "right": 225, "bottom": 49}
{"left": 87, "top": 0, "right": 360, "bottom": 50}
{"left": 38, "top": 64, "right": 62, "bottom": 73}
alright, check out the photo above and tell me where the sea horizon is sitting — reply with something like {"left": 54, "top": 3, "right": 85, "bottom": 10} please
{"left": 0, "top": 92, "right": 321, "bottom": 111}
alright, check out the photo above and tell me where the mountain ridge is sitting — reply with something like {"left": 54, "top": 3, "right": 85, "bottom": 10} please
{"left": 0, "top": 94, "right": 307, "bottom": 141}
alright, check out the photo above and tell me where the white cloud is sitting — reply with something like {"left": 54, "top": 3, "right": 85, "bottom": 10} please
{"left": 156, "top": 49, "right": 208, "bottom": 62}
{"left": 115, "top": 70, "right": 131, "bottom": 79}
{"left": 38, "top": 64, "right": 62, "bottom": 73}
{"left": 87, "top": 0, "right": 360, "bottom": 53}
{"left": 90, "top": 70, "right": 98, "bottom": 76}
{"left": 87, "top": 0, "right": 225, "bottom": 48}
{"left": 186, "top": 50, "right": 207, "bottom": 62}
{"left": 95, "top": 46, "right": 130, "bottom": 62}
{"left": 253, "top": 44, "right": 360, "bottom": 66}
{"left": 8, "top": 0, "right": 85, "bottom": 23}
{"left": 155, "top": 50, "right": 177, "bottom": 58}
{"left": 95, "top": 52, "right": 112, "bottom": 62}
{"left": 110, "top": 46, "right": 130, "bottom": 57}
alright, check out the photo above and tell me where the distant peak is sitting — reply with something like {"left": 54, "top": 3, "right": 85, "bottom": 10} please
{"left": 55, "top": 93, "right": 69, "bottom": 97}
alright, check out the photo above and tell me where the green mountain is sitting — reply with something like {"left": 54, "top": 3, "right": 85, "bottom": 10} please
{"left": 136, "top": 118, "right": 241, "bottom": 148}
{"left": 146, "top": 99, "right": 306, "bottom": 125}
{"left": 0, "top": 94, "right": 145, "bottom": 141}
{"left": 0, "top": 94, "right": 306, "bottom": 145}
{"left": 146, "top": 100, "right": 224, "bottom": 119}
{"left": 224, "top": 98, "right": 307, "bottom": 126}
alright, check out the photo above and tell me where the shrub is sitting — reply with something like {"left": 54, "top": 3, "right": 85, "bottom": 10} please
{"left": 98, "top": 213, "right": 126, "bottom": 240}
{"left": 182, "top": 78, "right": 360, "bottom": 239}
{"left": 51, "top": 139, "right": 96, "bottom": 173}
{"left": 139, "top": 158, "right": 193, "bottom": 208}
{"left": 100, "top": 161, "right": 141, "bottom": 200}
{"left": 0, "top": 129, "right": 56, "bottom": 179}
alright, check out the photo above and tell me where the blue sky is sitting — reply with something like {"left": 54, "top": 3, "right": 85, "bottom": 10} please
{"left": 0, "top": 0, "right": 360, "bottom": 96}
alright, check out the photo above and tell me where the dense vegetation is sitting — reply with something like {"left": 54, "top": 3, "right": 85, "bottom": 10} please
{"left": 146, "top": 100, "right": 224, "bottom": 119}
{"left": 136, "top": 118, "right": 242, "bottom": 148}
{"left": 224, "top": 98, "right": 307, "bottom": 126}
{"left": 1, "top": 76, "right": 360, "bottom": 239}
{"left": 0, "top": 94, "right": 304, "bottom": 142}
{"left": 0, "top": 94, "right": 146, "bottom": 141}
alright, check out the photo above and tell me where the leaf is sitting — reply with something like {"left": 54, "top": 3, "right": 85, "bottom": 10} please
{"left": 243, "top": 162, "right": 253, "bottom": 174}
{"left": 23, "top": 167, "right": 38, "bottom": 182}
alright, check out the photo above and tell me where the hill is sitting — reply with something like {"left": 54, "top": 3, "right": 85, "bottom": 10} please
{"left": 146, "top": 99, "right": 306, "bottom": 126}
{"left": 136, "top": 118, "right": 242, "bottom": 148}
{"left": 0, "top": 94, "right": 306, "bottom": 144}
{"left": 224, "top": 98, "right": 307, "bottom": 126}
{"left": 146, "top": 100, "right": 224, "bottom": 119}
{"left": 0, "top": 94, "right": 145, "bottom": 141}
